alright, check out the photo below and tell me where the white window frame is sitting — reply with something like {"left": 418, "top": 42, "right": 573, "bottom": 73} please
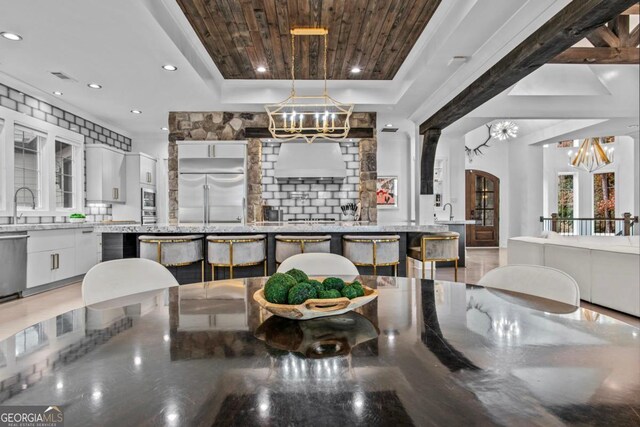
{"left": 0, "top": 105, "right": 84, "bottom": 218}
{"left": 13, "top": 124, "right": 45, "bottom": 209}
{"left": 557, "top": 172, "right": 579, "bottom": 218}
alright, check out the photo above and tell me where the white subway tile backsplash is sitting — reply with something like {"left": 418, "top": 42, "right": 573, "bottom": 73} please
{"left": 347, "top": 161, "right": 359, "bottom": 169}
{"left": 261, "top": 141, "right": 361, "bottom": 220}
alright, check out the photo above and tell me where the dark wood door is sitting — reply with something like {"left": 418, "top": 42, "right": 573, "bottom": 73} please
{"left": 466, "top": 170, "right": 499, "bottom": 247}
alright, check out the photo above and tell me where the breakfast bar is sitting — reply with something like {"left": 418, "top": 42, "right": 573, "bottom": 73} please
{"left": 96, "top": 222, "right": 448, "bottom": 281}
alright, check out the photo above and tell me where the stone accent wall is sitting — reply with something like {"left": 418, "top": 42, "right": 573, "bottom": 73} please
{"left": 167, "top": 111, "right": 377, "bottom": 223}
{"left": 168, "top": 112, "right": 266, "bottom": 224}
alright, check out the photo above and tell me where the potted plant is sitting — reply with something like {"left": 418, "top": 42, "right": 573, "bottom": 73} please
{"left": 69, "top": 213, "right": 86, "bottom": 223}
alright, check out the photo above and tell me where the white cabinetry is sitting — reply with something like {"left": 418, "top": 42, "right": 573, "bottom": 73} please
{"left": 75, "top": 228, "right": 101, "bottom": 275}
{"left": 139, "top": 154, "right": 157, "bottom": 186}
{"left": 86, "top": 144, "right": 126, "bottom": 204}
{"left": 112, "top": 152, "right": 157, "bottom": 222}
{"left": 27, "top": 228, "right": 100, "bottom": 289}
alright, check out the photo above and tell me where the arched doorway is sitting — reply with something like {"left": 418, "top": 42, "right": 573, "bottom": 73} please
{"left": 466, "top": 170, "right": 500, "bottom": 247}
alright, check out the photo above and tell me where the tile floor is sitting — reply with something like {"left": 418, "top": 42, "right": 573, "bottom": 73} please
{"left": 1, "top": 249, "right": 638, "bottom": 333}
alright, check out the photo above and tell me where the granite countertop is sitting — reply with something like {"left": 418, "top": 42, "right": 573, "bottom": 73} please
{"left": 94, "top": 221, "right": 449, "bottom": 233}
{"left": 435, "top": 219, "right": 478, "bottom": 225}
{"left": 0, "top": 222, "right": 100, "bottom": 233}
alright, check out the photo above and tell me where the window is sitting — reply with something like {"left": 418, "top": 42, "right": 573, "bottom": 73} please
{"left": 593, "top": 172, "right": 615, "bottom": 234}
{"left": 557, "top": 174, "right": 575, "bottom": 233}
{"left": 15, "top": 323, "right": 48, "bottom": 358}
{"left": 55, "top": 140, "right": 74, "bottom": 208}
{"left": 474, "top": 175, "right": 495, "bottom": 226}
{"left": 14, "top": 125, "right": 44, "bottom": 208}
{"left": 56, "top": 310, "right": 78, "bottom": 336}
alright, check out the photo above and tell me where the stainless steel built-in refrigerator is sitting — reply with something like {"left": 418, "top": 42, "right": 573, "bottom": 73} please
{"left": 178, "top": 158, "right": 246, "bottom": 223}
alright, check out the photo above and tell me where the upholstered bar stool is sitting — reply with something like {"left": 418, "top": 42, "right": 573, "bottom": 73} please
{"left": 139, "top": 235, "right": 205, "bottom": 281}
{"left": 275, "top": 235, "right": 332, "bottom": 265}
{"left": 408, "top": 232, "right": 460, "bottom": 281}
{"left": 342, "top": 235, "right": 400, "bottom": 275}
{"left": 207, "top": 235, "right": 267, "bottom": 279}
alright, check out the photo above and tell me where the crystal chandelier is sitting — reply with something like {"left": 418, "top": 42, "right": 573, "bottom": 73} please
{"left": 568, "top": 137, "right": 614, "bottom": 173}
{"left": 490, "top": 121, "right": 519, "bottom": 140}
{"left": 265, "top": 28, "right": 353, "bottom": 143}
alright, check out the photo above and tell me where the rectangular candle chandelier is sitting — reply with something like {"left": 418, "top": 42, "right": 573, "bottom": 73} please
{"left": 265, "top": 28, "right": 354, "bottom": 143}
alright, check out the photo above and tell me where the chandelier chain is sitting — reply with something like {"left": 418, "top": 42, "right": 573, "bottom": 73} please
{"left": 324, "top": 33, "right": 328, "bottom": 95}
{"left": 290, "top": 33, "right": 296, "bottom": 96}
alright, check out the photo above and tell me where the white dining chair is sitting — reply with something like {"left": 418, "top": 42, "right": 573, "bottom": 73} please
{"left": 276, "top": 253, "right": 359, "bottom": 277}
{"left": 82, "top": 258, "right": 179, "bottom": 307}
{"left": 477, "top": 264, "right": 580, "bottom": 306}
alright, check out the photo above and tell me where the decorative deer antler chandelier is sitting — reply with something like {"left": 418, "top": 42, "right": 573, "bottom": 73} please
{"left": 265, "top": 28, "right": 354, "bottom": 143}
{"left": 568, "top": 137, "right": 614, "bottom": 173}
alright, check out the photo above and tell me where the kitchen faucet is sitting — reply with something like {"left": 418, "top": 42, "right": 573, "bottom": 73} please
{"left": 443, "top": 203, "right": 454, "bottom": 221}
{"left": 13, "top": 187, "right": 36, "bottom": 224}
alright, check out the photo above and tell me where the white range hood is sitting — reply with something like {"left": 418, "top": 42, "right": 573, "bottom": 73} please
{"left": 274, "top": 142, "right": 346, "bottom": 182}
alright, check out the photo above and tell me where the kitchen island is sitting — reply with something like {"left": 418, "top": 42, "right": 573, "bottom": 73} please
{"left": 96, "top": 221, "right": 448, "bottom": 281}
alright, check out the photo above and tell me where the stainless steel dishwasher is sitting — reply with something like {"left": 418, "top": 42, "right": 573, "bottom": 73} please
{"left": 0, "top": 232, "right": 28, "bottom": 300}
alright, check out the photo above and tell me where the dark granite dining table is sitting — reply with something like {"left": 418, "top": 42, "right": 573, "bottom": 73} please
{"left": 0, "top": 276, "right": 638, "bottom": 426}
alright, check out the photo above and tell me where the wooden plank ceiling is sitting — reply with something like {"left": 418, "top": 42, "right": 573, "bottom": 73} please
{"left": 176, "top": 0, "right": 440, "bottom": 80}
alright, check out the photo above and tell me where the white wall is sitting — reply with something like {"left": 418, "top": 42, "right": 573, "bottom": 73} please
{"left": 434, "top": 135, "right": 465, "bottom": 221}
{"left": 376, "top": 114, "right": 416, "bottom": 224}
{"left": 463, "top": 126, "right": 513, "bottom": 247}
{"left": 132, "top": 136, "right": 169, "bottom": 223}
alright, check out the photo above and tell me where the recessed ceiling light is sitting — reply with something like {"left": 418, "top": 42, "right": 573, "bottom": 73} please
{"left": 351, "top": 67, "right": 362, "bottom": 74}
{"left": 53, "top": 91, "right": 63, "bottom": 96}
{"left": 162, "top": 64, "right": 178, "bottom": 71}
{"left": 385, "top": 123, "right": 393, "bottom": 128}
{"left": 1, "top": 32, "right": 22, "bottom": 41}
{"left": 130, "top": 109, "right": 142, "bottom": 114}
{"left": 161, "top": 127, "right": 169, "bottom": 131}
{"left": 87, "top": 83, "right": 102, "bottom": 89}
{"left": 256, "top": 66, "right": 267, "bottom": 73}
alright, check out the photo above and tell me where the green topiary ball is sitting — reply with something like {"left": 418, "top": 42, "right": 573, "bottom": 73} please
{"left": 307, "top": 279, "right": 325, "bottom": 294}
{"left": 323, "top": 277, "right": 346, "bottom": 292}
{"left": 318, "top": 289, "right": 342, "bottom": 299}
{"left": 349, "top": 281, "right": 365, "bottom": 297}
{"left": 286, "top": 268, "right": 309, "bottom": 283}
{"left": 264, "top": 273, "right": 297, "bottom": 304}
{"left": 288, "top": 282, "right": 318, "bottom": 305}
{"left": 341, "top": 285, "right": 359, "bottom": 300}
